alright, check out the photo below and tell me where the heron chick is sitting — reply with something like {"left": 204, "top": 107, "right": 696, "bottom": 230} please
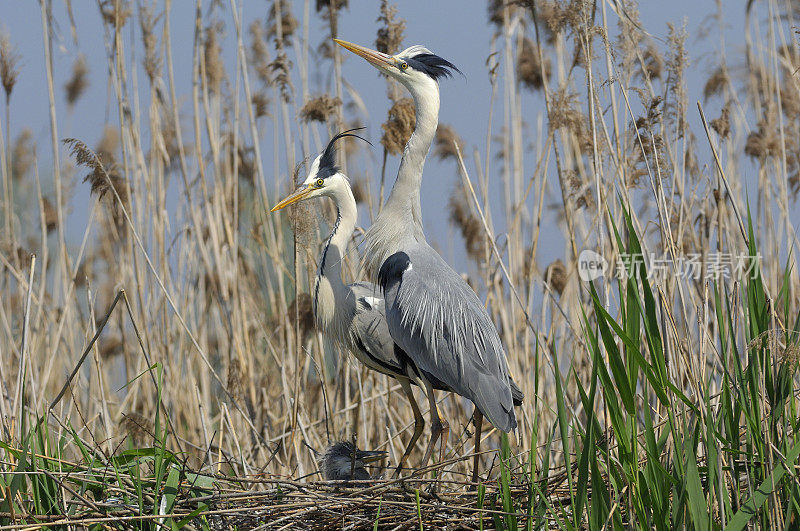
{"left": 317, "top": 441, "right": 386, "bottom": 481}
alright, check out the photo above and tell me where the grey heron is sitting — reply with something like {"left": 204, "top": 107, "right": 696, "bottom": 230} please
{"left": 271, "top": 129, "right": 446, "bottom": 474}
{"left": 316, "top": 441, "right": 386, "bottom": 481}
{"left": 335, "top": 39, "right": 524, "bottom": 475}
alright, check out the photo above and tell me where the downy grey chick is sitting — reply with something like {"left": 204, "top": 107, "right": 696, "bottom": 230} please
{"left": 317, "top": 441, "right": 386, "bottom": 481}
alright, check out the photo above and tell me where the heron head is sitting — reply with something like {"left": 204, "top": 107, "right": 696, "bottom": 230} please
{"left": 334, "top": 39, "right": 461, "bottom": 93}
{"left": 319, "top": 441, "right": 386, "bottom": 481}
{"left": 270, "top": 128, "right": 371, "bottom": 212}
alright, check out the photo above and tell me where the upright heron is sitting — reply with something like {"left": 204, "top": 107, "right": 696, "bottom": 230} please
{"left": 335, "top": 39, "right": 523, "bottom": 473}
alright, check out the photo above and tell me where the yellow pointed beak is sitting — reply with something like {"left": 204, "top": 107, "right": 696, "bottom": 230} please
{"left": 334, "top": 38, "right": 397, "bottom": 70}
{"left": 270, "top": 184, "right": 314, "bottom": 212}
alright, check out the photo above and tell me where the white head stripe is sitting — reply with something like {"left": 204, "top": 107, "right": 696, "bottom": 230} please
{"left": 398, "top": 45, "right": 433, "bottom": 58}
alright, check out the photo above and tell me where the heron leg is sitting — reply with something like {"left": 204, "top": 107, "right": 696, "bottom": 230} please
{"left": 394, "top": 378, "right": 425, "bottom": 478}
{"left": 469, "top": 408, "right": 483, "bottom": 490}
{"left": 412, "top": 375, "right": 447, "bottom": 470}
{"left": 437, "top": 413, "right": 450, "bottom": 468}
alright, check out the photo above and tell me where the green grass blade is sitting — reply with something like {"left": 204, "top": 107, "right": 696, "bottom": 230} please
{"left": 724, "top": 433, "right": 800, "bottom": 530}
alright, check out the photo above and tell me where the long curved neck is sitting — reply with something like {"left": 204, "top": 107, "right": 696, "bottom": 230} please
{"left": 382, "top": 81, "right": 440, "bottom": 234}
{"left": 362, "top": 79, "right": 440, "bottom": 279}
{"left": 314, "top": 185, "right": 357, "bottom": 330}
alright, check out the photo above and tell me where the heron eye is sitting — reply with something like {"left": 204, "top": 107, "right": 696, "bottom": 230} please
{"left": 399, "top": 62, "right": 408, "bottom": 71}
{"left": 315, "top": 178, "right": 325, "bottom": 188}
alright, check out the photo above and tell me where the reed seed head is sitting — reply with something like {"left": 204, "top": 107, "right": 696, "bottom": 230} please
{"left": 544, "top": 259, "right": 567, "bottom": 295}
{"left": 448, "top": 184, "right": 483, "bottom": 261}
{"left": 517, "top": 37, "right": 550, "bottom": 91}
{"left": 270, "top": 52, "right": 293, "bottom": 103}
{"left": 203, "top": 22, "right": 225, "bottom": 94}
{"left": 99, "top": 0, "right": 132, "bottom": 28}
{"left": 642, "top": 44, "right": 664, "bottom": 80}
{"left": 744, "top": 119, "right": 780, "bottom": 161}
{"left": 781, "top": 342, "right": 800, "bottom": 371}
{"left": 287, "top": 200, "right": 317, "bottom": 249}
{"left": 780, "top": 79, "right": 800, "bottom": 119}
{"left": 63, "top": 136, "right": 130, "bottom": 226}
{"left": 99, "top": 335, "right": 123, "bottom": 359}
{"left": 65, "top": 55, "right": 89, "bottom": 107}
{"left": 703, "top": 66, "right": 729, "bottom": 101}
{"left": 487, "top": 0, "right": 519, "bottom": 28}
{"left": 42, "top": 198, "right": 58, "bottom": 233}
{"left": 538, "top": 1, "right": 570, "bottom": 42}
{"left": 316, "top": 0, "right": 348, "bottom": 12}
{"left": 434, "top": 124, "right": 464, "bottom": 161}
{"left": 549, "top": 89, "right": 592, "bottom": 152}
{"left": 268, "top": 2, "right": 298, "bottom": 41}
{"left": 300, "top": 94, "right": 341, "bottom": 123}
{"left": 252, "top": 92, "right": 270, "bottom": 118}
{"left": 285, "top": 159, "right": 318, "bottom": 249}
{"left": 138, "top": 5, "right": 162, "bottom": 83}
{"left": 231, "top": 141, "right": 256, "bottom": 185}
{"left": 566, "top": 170, "right": 593, "bottom": 209}
{"left": 0, "top": 32, "right": 20, "bottom": 101}
{"left": 381, "top": 98, "right": 415, "bottom": 156}
{"left": 249, "top": 20, "right": 270, "bottom": 85}
{"left": 710, "top": 103, "right": 731, "bottom": 139}
{"left": 350, "top": 177, "right": 367, "bottom": 205}
{"left": 11, "top": 128, "right": 33, "bottom": 182}
{"left": 376, "top": 0, "right": 405, "bottom": 55}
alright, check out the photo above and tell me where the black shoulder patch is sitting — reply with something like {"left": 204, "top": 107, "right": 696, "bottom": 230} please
{"left": 403, "top": 54, "right": 462, "bottom": 81}
{"left": 378, "top": 251, "right": 411, "bottom": 292}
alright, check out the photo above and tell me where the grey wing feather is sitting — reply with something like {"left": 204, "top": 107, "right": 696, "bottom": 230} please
{"left": 349, "top": 281, "right": 403, "bottom": 374}
{"left": 380, "top": 246, "right": 517, "bottom": 432}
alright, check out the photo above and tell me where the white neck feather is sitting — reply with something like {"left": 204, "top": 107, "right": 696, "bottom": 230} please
{"left": 313, "top": 184, "right": 358, "bottom": 334}
{"left": 363, "top": 80, "right": 440, "bottom": 277}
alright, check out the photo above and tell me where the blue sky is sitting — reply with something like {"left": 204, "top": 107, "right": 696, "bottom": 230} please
{"left": 0, "top": 1, "right": 762, "bottom": 273}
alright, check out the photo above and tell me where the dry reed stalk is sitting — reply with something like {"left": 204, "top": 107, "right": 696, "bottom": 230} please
{"left": 39, "top": 0, "right": 72, "bottom": 322}
{"left": 0, "top": 32, "right": 19, "bottom": 239}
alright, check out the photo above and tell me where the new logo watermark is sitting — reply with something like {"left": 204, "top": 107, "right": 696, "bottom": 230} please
{"left": 577, "top": 250, "right": 762, "bottom": 281}
{"left": 577, "top": 249, "right": 608, "bottom": 281}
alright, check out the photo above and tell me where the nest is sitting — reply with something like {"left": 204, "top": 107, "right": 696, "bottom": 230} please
{"left": 6, "top": 455, "right": 578, "bottom": 530}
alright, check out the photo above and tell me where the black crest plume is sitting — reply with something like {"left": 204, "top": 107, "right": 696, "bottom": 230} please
{"left": 317, "top": 127, "right": 372, "bottom": 179}
{"left": 405, "top": 53, "right": 463, "bottom": 81}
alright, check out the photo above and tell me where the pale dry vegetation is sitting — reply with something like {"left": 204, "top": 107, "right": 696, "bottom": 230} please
{"left": 0, "top": 0, "right": 799, "bottom": 528}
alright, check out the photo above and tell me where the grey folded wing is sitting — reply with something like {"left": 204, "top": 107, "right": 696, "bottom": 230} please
{"left": 349, "top": 281, "right": 404, "bottom": 375}
{"left": 378, "top": 247, "right": 517, "bottom": 432}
